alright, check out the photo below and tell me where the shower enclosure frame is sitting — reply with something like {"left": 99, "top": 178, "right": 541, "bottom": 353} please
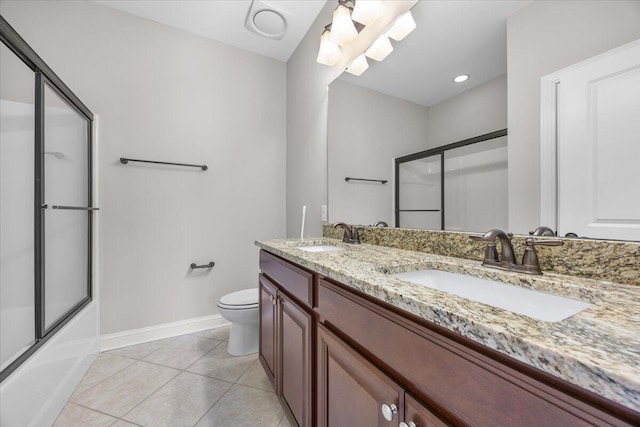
{"left": 0, "top": 16, "right": 94, "bottom": 382}
{"left": 394, "top": 129, "right": 508, "bottom": 229}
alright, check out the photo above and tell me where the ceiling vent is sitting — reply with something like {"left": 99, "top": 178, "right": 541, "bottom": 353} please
{"left": 245, "top": 0, "right": 288, "bottom": 40}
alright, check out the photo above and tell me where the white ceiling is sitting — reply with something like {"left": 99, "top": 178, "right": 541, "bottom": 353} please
{"left": 339, "top": 1, "right": 531, "bottom": 107}
{"left": 93, "top": 0, "right": 532, "bottom": 105}
{"left": 93, "top": 0, "right": 327, "bottom": 62}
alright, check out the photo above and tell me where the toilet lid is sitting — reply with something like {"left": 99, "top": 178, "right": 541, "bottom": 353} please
{"left": 219, "top": 288, "right": 259, "bottom": 307}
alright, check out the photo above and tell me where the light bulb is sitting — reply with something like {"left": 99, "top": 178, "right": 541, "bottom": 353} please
{"left": 453, "top": 74, "right": 470, "bottom": 83}
{"left": 317, "top": 29, "right": 342, "bottom": 66}
{"left": 329, "top": 4, "right": 358, "bottom": 47}
{"left": 386, "top": 11, "right": 416, "bottom": 41}
{"left": 352, "top": 0, "right": 385, "bottom": 25}
{"left": 346, "top": 54, "right": 369, "bottom": 76}
{"left": 365, "top": 34, "right": 393, "bottom": 61}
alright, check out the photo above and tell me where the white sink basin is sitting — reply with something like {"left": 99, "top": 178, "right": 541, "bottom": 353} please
{"left": 392, "top": 269, "right": 591, "bottom": 322}
{"left": 297, "top": 245, "right": 342, "bottom": 253}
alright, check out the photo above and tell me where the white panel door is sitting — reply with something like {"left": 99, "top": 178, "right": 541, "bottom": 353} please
{"left": 557, "top": 41, "right": 640, "bottom": 240}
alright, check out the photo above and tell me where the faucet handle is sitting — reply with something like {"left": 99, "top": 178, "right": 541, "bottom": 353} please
{"left": 527, "top": 238, "right": 563, "bottom": 246}
{"left": 521, "top": 238, "right": 563, "bottom": 274}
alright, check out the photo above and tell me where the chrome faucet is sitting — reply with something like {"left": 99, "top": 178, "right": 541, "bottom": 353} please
{"left": 470, "top": 229, "right": 563, "bottom": 275}
{"left": 372, "top": 221, "right": 388, "bottom": 227}
{"left": 333, "top": 222, "right": 361, "bottom": 244}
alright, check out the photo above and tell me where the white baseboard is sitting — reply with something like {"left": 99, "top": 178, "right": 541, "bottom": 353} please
{"left": 101, "top": 314, "right": 230, "bottom": 352}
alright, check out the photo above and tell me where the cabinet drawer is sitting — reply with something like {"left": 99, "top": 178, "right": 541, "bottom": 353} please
{"left": 317, "top": 278, "right": 630, "bottom": 427}
{"left": 260, "top": 250, "right": 313, "bottom": 308}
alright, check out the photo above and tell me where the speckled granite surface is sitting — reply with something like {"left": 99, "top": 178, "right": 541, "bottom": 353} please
{"left": 323, "top": 225, "right": 640, "bottom": 286}
{"left": 256, "top": 237, "right": 640, "bottom": 413}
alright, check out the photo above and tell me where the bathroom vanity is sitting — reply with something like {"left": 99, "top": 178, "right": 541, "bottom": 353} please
{"left": 256, "top": 238, "right": 640, "bottom": 427}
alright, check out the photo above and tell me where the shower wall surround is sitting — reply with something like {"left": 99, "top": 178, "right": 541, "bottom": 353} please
{"left": 323, "top": 225, "right": 640, "bottom": 286}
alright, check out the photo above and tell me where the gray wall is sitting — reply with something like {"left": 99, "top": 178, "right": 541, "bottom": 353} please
{"left": 424, "top": 74, "right": 507, "bottom": 147}
{"left": 327, "top": 79, "right": 430, "bottom": 226}
{"left": 507, "top": 0, "right": 640, "bottom": 233}
{"left": 1, "top": 0, "right": 287, "bottom": 335}
{"left": 286, "top": 1, "right": 417, "bottom": 237}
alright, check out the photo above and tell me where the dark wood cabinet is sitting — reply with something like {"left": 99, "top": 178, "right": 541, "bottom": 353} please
{"left": 258, "top": 274, "right": 277, "bottom": 388}
{"left": 259, "top": 252, "right": 314, "bottom": 427}
{"left": 317, "top": 323, "right": 404, "bottom": 427}
{"left": 279, "top": 291, "right": 313, "bottom": 427}
{"left": 404, "top": 393, "right": 449, "bottom": 427}
{"left": 317, "top": 323, "right": 447, "bottom": 427}
{"left": 258, "top": 250, "right": 639, "bottom": 427}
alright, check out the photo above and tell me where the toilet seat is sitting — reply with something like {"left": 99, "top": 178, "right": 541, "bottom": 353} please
{"left": 217, "top": 288, "right": 259, "bottom": 310}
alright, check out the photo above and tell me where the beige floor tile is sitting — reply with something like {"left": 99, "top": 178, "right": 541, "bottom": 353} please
{"left": 110, "top": 420, "right": 141, "bottom": 427}
{"left": 236, "top": 360, "right": 274, "bottom": 392}
{"left": 143, "top": 335, "right": 221, "bottom": 370}
{"left": 72, "top": 354, "right": 137, "bottom": 397}
{"left": 191, "top": 326, "right": 230, "bottom": 342}
{"left": 107, "top": 337, "right": 172, "bottom": 360}
{"left": 122, "top": 371, "right": 231, "bottom": 427}
{"left": 186, "top": 344, "right": 257, "bottom": 382}
{"left": 71, "top": 361, "right": 179, "bottom": 418}
{"left": 195, "top": 384, "right": 283, "bottom": 427}
{"left": 53, "top": 403, "right": 117, "bottom": 426}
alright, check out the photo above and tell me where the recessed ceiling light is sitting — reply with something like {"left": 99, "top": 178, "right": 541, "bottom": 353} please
{"left": 453, "top": 74, "right": 470, "bottom": 83}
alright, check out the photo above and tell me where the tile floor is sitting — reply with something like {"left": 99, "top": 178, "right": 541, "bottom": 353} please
{"left": 54, "top": 326, "right": 292, "bottom": 427}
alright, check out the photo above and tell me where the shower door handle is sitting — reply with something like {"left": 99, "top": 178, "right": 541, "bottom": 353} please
{"left": 41, "top": 204, "right": 100, "bottom": 211}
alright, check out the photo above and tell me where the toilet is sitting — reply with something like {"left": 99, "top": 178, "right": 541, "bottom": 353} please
{"left": 217, "top": 288, "right": 259, "bottom": 356}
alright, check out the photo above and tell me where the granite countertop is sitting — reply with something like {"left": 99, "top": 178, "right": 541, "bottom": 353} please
{"left": 256, "top": 237, "right": 640, "bottom": 412}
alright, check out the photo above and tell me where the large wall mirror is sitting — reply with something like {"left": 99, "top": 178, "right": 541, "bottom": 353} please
{"left": 326, "top": 0, "right": 640, "bottom": 241}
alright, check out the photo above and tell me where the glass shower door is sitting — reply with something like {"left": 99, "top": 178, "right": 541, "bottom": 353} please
{"left": 1, "top": 18, "right": 95, "bottom": 384}
{"left": 42, "top": 80, "right": 91, "bottom": 331}
{"left": 397, "top": 154, "right": 442, "bottom": 229}
{"left": 0, "top": 42, "right": 36, "bottom": 371}
{"left": 444, "top": 136, "right": 508, "bottom": 232}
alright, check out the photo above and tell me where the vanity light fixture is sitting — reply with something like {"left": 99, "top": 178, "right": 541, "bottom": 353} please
{"left": 330, "top": 0, "right": 358, "bottom": 46}
{"left": 317, "top": 24, "right": 342, "bottom": 66}
{"left": 365, "top": 34, "right": 393, "bottom": 61}
{"left": 352, "top": 0, "right": 385, "bottom": 26}
{"left": 386, "top": 10, "right": 416, "bottom": 41}
{"left": 453, "top": 74, "right": 470, "bottom": 83}
{"left": 316, "top": 1, "right": 417, "bottom": 76}
{"left": 346, "top": 53, "right": 369, "bottom": 76}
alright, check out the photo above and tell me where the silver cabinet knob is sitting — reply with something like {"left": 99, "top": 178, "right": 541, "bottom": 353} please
{"left": 381, "top": 403, "right": 398, "bottom": 421}
{"left": 269, "top": 295, "right": 276, "bottom": 305}
{"left": 400, "top": 422, "right": 417, "bottom": 427}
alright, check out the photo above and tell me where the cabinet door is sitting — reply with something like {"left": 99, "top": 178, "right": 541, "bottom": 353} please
{"left": 259, "top": 274, "right": 277, "bottom": 388}
{"left": 317, "top": 324, "right": 403, "bottom": 427}
{"left": 279, "top": 291, "right": 313, "bottom": 427}
{"left": 404, "top": 393, "right": 449, "bottom": 427}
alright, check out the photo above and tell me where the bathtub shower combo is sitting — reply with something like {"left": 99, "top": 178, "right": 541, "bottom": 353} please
{"left": 1, "top": 17, "right": 99, "bottom": 426}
